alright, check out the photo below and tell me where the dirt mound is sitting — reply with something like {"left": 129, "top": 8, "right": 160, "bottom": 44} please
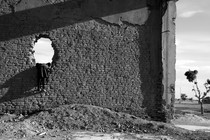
{"left": 0, "top": 114, "right": 45, "bottom": 139}
{"left": 28, "top": 104, "right": 209, "bottom": 139}
{"left": 0, "top": 104, "right": 210, "bottom": 140}
{"left": 29, "top": 104, "right": 165, "bottom": 133}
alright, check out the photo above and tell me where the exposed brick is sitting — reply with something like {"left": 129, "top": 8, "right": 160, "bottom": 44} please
{"left": 0, "top": 0, "right": 173, "bottom": 121}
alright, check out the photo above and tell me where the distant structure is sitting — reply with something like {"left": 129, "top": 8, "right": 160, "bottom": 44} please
{"left": 0, "top": 0, "right": 176, "bottom": 122}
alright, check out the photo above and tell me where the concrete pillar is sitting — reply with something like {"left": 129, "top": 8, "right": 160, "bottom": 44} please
{"left": 162, "top": 0, "right": 177, "bottom": 120}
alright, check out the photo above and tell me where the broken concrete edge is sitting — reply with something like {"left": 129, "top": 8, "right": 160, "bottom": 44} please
{"left": 101, "top": 7, "right": 150, "bottom": 26}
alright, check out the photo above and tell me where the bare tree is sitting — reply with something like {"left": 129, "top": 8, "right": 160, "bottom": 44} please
{"left": 184, "top": 70, "right": 210, "bottom": 115}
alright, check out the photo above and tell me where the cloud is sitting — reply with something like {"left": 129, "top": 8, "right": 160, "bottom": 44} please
{"left": 176, "top": 60, "right": 195, "bottom": 66}
{"left": 179, "top": 10, "right": 203, "bottom": 18}
{"left": 176, "top": 33, "right": 210, "bottom": 60}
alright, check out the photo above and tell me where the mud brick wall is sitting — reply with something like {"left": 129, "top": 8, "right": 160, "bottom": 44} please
{"left": 0, "top": 0, "right": 169, "bottom": 121}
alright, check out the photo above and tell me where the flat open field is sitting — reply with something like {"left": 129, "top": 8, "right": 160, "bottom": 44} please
{"left": 175, "top": 100, "right": 210, "bottom": 119}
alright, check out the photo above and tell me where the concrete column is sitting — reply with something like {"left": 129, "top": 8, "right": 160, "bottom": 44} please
{"left": 162, "top": 0, "right": 177, "bottom": 119}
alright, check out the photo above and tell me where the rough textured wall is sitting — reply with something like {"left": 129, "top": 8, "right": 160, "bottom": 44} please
{"left": 0, "top": 0, "right": 170, "bottom": 121}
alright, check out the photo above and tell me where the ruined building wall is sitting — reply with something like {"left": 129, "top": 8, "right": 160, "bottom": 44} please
{"left": 0, "top": 0, "right": 176, "bottom": 121}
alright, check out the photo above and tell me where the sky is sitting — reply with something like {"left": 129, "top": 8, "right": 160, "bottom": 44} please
{"left": 176, "top": 0, "right": 210, "bottom": 99}
{"left": 33, "top": 38, "right": 54, "bottom": 63}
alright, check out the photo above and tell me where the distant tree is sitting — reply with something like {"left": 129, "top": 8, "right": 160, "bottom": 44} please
{"left": 188, "top": 98, "right": 193, "bottom": 102}
{"left": 203, "top": 96, "right": 210, "bottom": 104}
{"left": 180, "top": 94, "right": 187, "bottom": 101}
{"left": 184, "top": 70, "right": 210, "bottom": 115}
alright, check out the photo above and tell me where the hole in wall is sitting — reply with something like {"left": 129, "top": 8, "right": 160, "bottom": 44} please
{"left": 33, "top": 37, "right": 54, "bottom": 64}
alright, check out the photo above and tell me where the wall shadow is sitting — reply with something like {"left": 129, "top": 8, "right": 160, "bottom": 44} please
{"left": 140, "top": 1, "right": 168, "bottom": 121}
{"left": 0, "top": 0, "right": 147, "bottom": 103}
{"left": 0, "top": 0, "right": 148, "bottom": 104}
{"left": 0, "top": 0, "right": 147, "bottom": 41}
{"left": 0, "top": 67, "right": 38, "bottom": 103}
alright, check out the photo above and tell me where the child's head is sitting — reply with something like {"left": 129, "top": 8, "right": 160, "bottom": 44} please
{"left": 47, "top": 62, "right": 51, "bottom": 67}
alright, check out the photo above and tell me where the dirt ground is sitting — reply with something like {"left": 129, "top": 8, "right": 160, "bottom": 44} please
{"left": 0, "top": 104, "right": 210, "bottom": 140}
{"left": 173, "top": 100, "right": 210, "bottom": 132}
{"left": 175, "top": 100, "right": 210, "bottom": 119}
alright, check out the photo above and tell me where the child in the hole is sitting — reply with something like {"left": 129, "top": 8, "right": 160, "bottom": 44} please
{"left": 36, "top": 62, "right": 52, "bottom": 91}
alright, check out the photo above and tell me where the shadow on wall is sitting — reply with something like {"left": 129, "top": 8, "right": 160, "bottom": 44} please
{"left": 0, "top": 0, "right": 149, "bottom": 104}
{"left": 0, "top": 0, "right": 147, "bottom": 41}
{"left": 0, "top": 67, "right": 38, "bottom": 103}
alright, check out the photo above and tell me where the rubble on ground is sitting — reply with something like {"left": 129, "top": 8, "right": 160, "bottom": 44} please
{"left": 0, "top": 104, "right": 210, "bottom": 140}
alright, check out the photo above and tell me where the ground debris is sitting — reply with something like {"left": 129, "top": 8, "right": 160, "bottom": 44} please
{"left": 0, "top": 104, "right": 209, "bottom": 140}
